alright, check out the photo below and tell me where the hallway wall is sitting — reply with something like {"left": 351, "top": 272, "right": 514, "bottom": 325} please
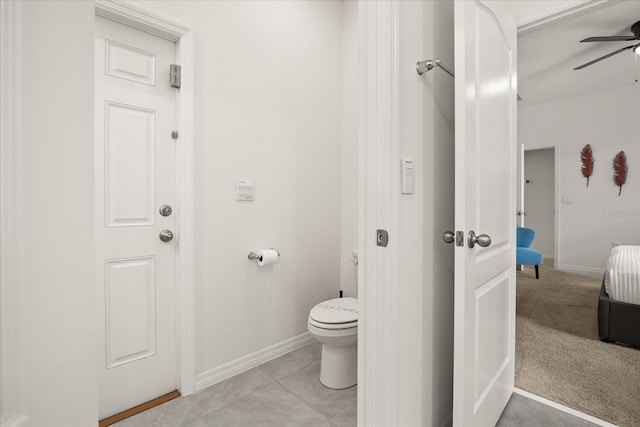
{"left": 395, "top": 1, "right": 455, "bottom": 425}
{"left": 520, "top": 84, "right": 640, "bottom": 274}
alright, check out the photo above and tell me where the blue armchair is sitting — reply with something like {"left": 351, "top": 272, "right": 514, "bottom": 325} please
{"left": 516, "top": 227, "right": 544, "bottom": 279}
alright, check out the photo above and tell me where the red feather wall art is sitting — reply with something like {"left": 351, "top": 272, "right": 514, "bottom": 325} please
{"left": 613, "top": 151, "right": 628, "bottom": 196}
{"left": 580, "top": 144, "right": 594, "bottom": 187}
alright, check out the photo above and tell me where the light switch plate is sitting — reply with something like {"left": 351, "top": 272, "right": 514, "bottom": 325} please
{"left": 401, "top": 158, "right": 414, "bottom": 194}
{"left": 237, "top": 180, "right": 254, "bottom": 201}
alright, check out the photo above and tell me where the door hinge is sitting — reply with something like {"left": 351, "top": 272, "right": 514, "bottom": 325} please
{"left": 170, "top": 64, "right": 181, "bottom": 89}
{"left": 171, "top": 131, "right": 179, "bottom": 140}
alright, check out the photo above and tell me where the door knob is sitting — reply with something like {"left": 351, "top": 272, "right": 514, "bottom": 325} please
{"left": 159, "top": 230, "right": 174, "bottom": 242}
{"left": 468, "top": 230, "right": 491, "bottom": 248}
{"left": 159, "top": 205, "right": 173, "bottom": 217}
{"left": 443, "top": 231, "right": 455, "bottom": 244}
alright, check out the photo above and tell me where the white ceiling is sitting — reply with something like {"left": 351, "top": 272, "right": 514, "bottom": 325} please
{"left": 510, "top": 0, "right": 640, "bottom": 106}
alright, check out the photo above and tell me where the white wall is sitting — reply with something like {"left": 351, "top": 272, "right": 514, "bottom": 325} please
{"left": 129, "top": 0, "right": 349, "bottom": 380}
{"left": 397, "top": 4, "right": 426, "bottom": 422}
{"left": 523, "top": 148, "right": 555, "bottom": 258}
{"left": 395, "top": 1, "right": 455, "bottom": 425}
{"left": 520, "top": 84, "right": 640, "bottom": 274}
{"left": 0, "top": 1, "right": 98, "bottom": 426}
{"left": 422, "top": 1, "right": 455, "bottom": 424}
{"left": 340, "top": 0, "right": 359, "bottom": 298}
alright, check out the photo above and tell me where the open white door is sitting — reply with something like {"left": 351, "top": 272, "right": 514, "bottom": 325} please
{"left": 452, "top": 1, "right": 517, "bottom": 426}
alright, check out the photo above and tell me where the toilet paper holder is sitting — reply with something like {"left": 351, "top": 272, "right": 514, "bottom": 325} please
{"left": 248, "top": 249, "right": 280, "bottom": 262}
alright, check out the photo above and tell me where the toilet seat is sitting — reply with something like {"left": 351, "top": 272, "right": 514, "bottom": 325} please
{"left": 308, "top": 297, "right": 358, "bottom": 330}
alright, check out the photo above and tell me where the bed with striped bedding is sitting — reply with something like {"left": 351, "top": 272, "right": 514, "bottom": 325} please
{"left": 598, "top": 245, "right": 640, "bottom": 347}
{"left": 604, "top": 245, "right": 640, "bottom": 305}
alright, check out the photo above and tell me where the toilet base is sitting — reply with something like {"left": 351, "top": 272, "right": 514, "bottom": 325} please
{"left": 320, "top": 344, "right": 357, "bottom": 389}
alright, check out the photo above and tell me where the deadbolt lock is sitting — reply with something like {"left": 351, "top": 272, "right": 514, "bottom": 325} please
{"left": 159, "top": 205, "right": 173, "bottom": 217}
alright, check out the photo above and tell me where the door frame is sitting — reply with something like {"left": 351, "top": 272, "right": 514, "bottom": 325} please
{"left": 94, "top": 0, "right": 197, "bottom": 395}
{"left": 0, "top": 1, "right": 27, "bottom": 423}
{"left": 358, "top": 1, "right": 400, "bottom": 425}
{"left": 521, "top": 145, "right": 559, "bottom": 268}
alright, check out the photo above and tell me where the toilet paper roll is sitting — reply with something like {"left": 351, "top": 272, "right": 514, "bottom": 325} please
{"left": 257, "top": 249, "right": 279, "bottom": 267}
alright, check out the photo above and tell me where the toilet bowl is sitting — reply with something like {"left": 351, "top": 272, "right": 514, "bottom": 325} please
{"left": 307, "top": 297, "right": 358, "bottom": 389}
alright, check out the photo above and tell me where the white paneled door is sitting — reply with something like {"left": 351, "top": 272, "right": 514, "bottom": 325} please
{"left": 95, "top": 16, "right": 177, "bottom": 419}
{"left": 453, "top": 1, "right": 517, "bottom": 426}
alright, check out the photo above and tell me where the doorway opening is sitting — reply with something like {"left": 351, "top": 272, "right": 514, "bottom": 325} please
{"left": 523, "top": 147, "right": 556, "bottom": 265}
{"left": 513, "top": 0, "right": 640, "bottom": 422}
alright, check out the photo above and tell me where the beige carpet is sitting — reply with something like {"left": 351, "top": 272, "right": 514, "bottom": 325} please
{"left": 516, "top": 262, "right": 640, "bottom": 426}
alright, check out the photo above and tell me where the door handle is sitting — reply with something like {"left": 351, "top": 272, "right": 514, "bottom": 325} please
{"left": 159, "top": 230, "right": 174, "bottom": 242}
{"left": 443, "top": 231, "right": 455, "bottom": 244}
{"left": 468, "top": 230, "right": 491, "bottom": 248}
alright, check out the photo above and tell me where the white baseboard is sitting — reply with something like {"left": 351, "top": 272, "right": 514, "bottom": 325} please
{"left": 195, "top": 332, "right": 315, "bottom": 392}
{"left": 514, "top": 389, "right": 616, "bottom": 427}
{"left": 556, "top": 264, "right": 604, "bottom": 278}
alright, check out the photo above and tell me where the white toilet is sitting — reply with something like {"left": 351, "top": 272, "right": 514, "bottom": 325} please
{"left": 307, "top": 296, "right": 358, "bottom": 389}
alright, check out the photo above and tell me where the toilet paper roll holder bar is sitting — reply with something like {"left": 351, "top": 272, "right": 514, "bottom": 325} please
{"left": 248, "top": 249, "right": 280, "bottom": 262}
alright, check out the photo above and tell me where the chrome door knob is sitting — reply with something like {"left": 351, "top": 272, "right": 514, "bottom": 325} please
{"left": 159, "top": 230, "right": 174, "bottom": 242}
{"left": 159, "top": 205, "right": 173, "bottom": 217}
{"left": 443, "top": 231, "right": 455, "bottom": 244}
{"left": 468, "top": 230, "right": 491, "bottom": 248}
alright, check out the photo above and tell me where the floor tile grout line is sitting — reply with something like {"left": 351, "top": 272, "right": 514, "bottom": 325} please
{"left": 276, "top": 377, "right": 324, "bottom": 416}
{"left": 197, "top": 381, "right": 335, "bottom": 426}
{"left": 189, "top": 345, "right": 322, "bottom": 423}
{"left": 269, "top": 382, "right": 336, "bottom": 425}
{"left": 276, "top": 372, "right": 356, "bottom": 421}
{"left": 192, "top": 372, "right": 278, "bottom": 420}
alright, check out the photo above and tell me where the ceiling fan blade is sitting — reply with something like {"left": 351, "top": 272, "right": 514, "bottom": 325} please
{"left": 574, "top": 44, "right": 638, "bottom": 70}
{"left": 580, "top": 36, "right": 638, "bottom": 42}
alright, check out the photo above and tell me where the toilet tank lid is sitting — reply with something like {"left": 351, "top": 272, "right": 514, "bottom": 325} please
{"left": 309, "top": 297, "right": 358, "bottom": 324}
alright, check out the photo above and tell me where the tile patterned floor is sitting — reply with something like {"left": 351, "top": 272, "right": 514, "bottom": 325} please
{"left": 113, "top": 342, "right": 356, "bottom": 427}
{"left": 113, "top": 343, "right": 596, "bottom": 427}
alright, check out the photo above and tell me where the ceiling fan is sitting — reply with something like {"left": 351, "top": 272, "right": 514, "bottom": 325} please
{"left": 574, "top": 20, "right": 640, "bottom": 70}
